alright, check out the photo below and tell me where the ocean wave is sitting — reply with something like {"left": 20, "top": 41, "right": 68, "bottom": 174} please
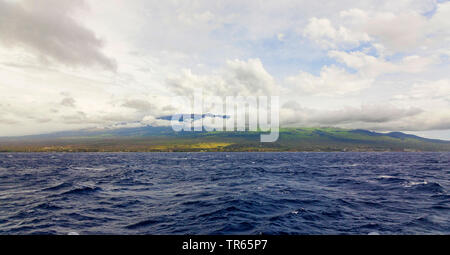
{"left": 42, "top": 182, "right": 72, "bottom": 191}
{"left": 404, "top": 181, "right": 445, "bottom": 193}
{"left": 0, "top": 152, "right": 449, "bottom": 234}
{"left": 61, "top": 186, "right": 101, "bottom": 195}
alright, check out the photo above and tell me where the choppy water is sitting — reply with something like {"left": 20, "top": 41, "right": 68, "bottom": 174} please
{"left": 0, "top": 152, "right": 449, "bottom": 235}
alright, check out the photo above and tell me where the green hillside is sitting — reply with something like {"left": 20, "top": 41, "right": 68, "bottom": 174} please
{"left": 1, "top": 127, "right": 449, "bottom": 152}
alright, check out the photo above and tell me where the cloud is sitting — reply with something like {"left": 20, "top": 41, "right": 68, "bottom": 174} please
{"left": 328, "top": 50, "right": 435, "bottom": 77}
{"left": 280, "top": 103, "right": 423, "bottom": 126}
{"left": 394, "top": 80, "right": 450, "bottom": 101}
{"left": 61, "top": 111, "right": 137, "bottom": 125}
{"left": 365, "top": 12, "right": 427, "bottom": 52}
{"left": 360, "top": 2, "right": 450, "bottom": 53}
{"left": 166, "top": 58, "right": 279, "bottom": 96}
{"left": 303, "top": 17, "right": 370, "bottom": 49}
{"left": 427, "top": 1, "right": 450, "bottom": 37}
{"left": 304, "top": 2, "right": 450, "bottom": 57}
{"left": 0, "top": 0, "right": 116, "bottom": 70}
{"left": 279, "top": 103, "right": 450, "bottom": 132}
{"left": 285, "top": 65, "right": 373, "bottom": 96}
{"left": 358, "top": 111, "right": 450, "bottom": 132}
{"left": 141, "top": 115, "right": 171, "bottom": 127}
{"left": 0, "top": 115, "right": 19, "bottom": 125}
{"left": 60, "top": 97, "right": 76, "bottom": 107}
{"left": 122, "top": 99, "right": 154, "bottom": 112}
{"left": 0, "top": 1, "right": 448, "bottom": 138}
{"left": 309, "top": 105, "right": 423, "bottom": 125}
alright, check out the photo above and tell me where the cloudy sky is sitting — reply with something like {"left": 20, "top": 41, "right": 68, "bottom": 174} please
{"left": 0, "top": 0, "right": 449, "bottom": 139}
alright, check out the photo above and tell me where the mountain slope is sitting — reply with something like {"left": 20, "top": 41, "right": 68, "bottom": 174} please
{"left": 0, "top": 126, "right": 449, "bottom": 152}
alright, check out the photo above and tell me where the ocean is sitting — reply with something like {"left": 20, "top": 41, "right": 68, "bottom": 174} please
{"left": 0, "top": 152, "right": 448, "bottom": 234}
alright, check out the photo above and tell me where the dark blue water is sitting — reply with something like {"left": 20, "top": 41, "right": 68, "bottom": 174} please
{"left": 0, "top": 152, "right": 449, "bottom": 235}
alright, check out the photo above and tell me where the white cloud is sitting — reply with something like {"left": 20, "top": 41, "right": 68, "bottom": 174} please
{"left": 425, "top": 2, "right": 450, "bottom": 43}
{"left": 328, "top": 50, "right": 435, "bottom": 77}
{"left": 280, "top": 102, "right": 450, "bottom": 132}
{"left": 394, "top": 80, "right": 450, "bottom": 101}
{"left": 309, "top": 104, "right": 423, "bottom": 125}
{"left": 305, "top": 2, "right": 450, "bottom": 57}
{"left": 122, "top": 99, "right": 154, "bottom": 112}
{"left": 0, "top": 0, "right": 116, "bottom": 70}
{"left": 303, "top": 17, "right": 370, "bottom": 49}
{"left": 166, "top": 58, "right": 279, "bottom": 96}
{"left": 365, "top": 12, "right": 427, "bottom": 52}
{"left": 285, "top": 65, "right": 372, "bottom": 96}
{"left": 0, "top": 0, "right": 449, "bottom": 139}
{"left": 362, "top": 111, "right": 450, "bottom": 131}
{"left": 60, "top": 97, "right": 76, "bottom": 108}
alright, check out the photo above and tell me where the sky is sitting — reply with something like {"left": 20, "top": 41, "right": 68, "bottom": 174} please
{"left": 0, "top": 0, "right": 449, "bottom": 139}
